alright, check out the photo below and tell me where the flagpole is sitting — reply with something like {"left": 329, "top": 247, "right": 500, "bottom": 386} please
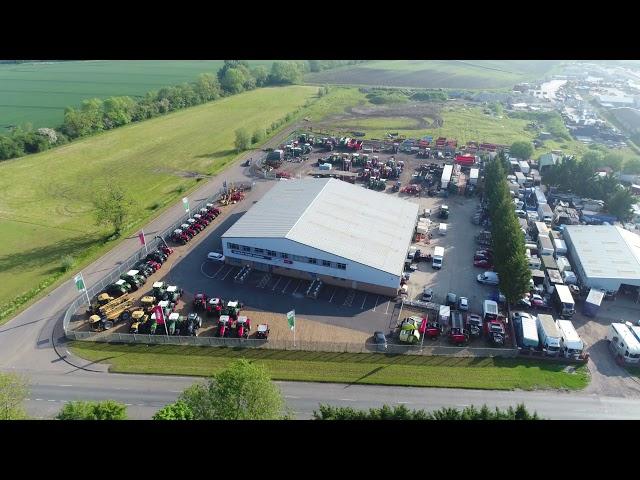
{"left": 80, "top": 272, "right": 91, "bottom": 306}
{"left": 141, "top": 229, "right": 148, "bottom": 255}
{"left": 293, "top": 306, "right": 296, "bottom": 348}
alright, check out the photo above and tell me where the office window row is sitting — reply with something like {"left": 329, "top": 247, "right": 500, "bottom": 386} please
{"left": 227, "top": 243, "right": 347, "bottom": 270}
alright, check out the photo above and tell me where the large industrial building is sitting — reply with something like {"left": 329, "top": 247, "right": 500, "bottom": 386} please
{"left": 564, "top": 225, "right": 640, "bottom": 294}
{"left": 221, "top": 178, "right": 420, "bottom": 296}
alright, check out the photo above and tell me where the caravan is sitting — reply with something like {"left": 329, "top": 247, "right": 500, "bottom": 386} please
{"left": 606, "top": 323, "right": 640, "bottom": 364}
{"left": 556, "top": 319, "right": 584, "bottom": 359}
{"left": 537, "top": 314, "right": 561, "bottom": 355}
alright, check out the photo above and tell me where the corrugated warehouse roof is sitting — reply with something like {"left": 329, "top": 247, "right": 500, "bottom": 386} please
{"left": 565, "top": 225, "right": 640, "bottom": 282}
{"left": 222, "top": 178, "right": 419, "bottom": 276}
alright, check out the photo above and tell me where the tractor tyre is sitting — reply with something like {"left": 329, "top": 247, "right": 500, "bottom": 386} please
{"left": 120, "top": 311, "right": 132, "bottom": 322}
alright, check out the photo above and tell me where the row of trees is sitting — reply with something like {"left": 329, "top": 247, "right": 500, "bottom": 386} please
{"left": 313, "top": 403, "right": 540, "bottom": 420}
{"left": 484, "top": 152, "right": 532, "bottom": 306}
{"left": 0, "top": 60, "right": 348, "bottom": 162}
{"left": 544, "top": 151, "right": 635, "bottom": 221}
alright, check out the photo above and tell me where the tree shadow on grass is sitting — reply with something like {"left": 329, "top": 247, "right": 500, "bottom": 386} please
{"left": 194, "top": 149, "right": 236, "bottom": 160}
{"left": 0, "top": 233, "right": 104, "bottom": 275}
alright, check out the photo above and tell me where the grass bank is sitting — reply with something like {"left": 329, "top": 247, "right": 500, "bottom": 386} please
{"left": 0, "top": 86, "right": 363, "bottom": 324}
{"left": 69, "top": 342, "right": 589, "bottom": 391}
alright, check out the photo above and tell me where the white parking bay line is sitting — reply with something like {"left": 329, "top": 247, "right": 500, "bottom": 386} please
{"left": 339, "top": 398, "right": 357, "bottom": 402}
{"left": 372, "top": 296, "right": 380, "bottom": 311}
{"left": 329, "top": 287, "right": 337, "bottom": 303}
{"left": 220, "top": 267, "right": 234, "bottom": 281}
{"left": 361, "top": 294, "right": 367, "bottom": 310}
{"left": 212, "top": 264, "right": 226, "bottom": 279}
{"left": 385, "top": 300, "right": 391, "bottom": 315}
{"left": 272, "top": 277, "right": 282, "bottom": 291}
{"left": 291, "top": 280, "right": 302, "bottom": 295}
{"left": 281, "top": 279, "right": 292, "bottom": 293}
{"left": 284, "top": 395, "right": 300, "bottom": 399}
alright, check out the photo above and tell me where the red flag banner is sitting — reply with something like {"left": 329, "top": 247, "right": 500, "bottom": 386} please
{"left": 419, "top": 317, "right": 427, "bottom": 334}
{"left": 153, "top": 305, "right": 165, "bottom": 325}
{"left": 138, "top": 231, "right": 146, "bottom": 246}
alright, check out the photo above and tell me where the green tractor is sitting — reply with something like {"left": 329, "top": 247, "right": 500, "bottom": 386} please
{"left": 152, "top": 281, "right": 168, "bottom": 301}
{"left": 369, "top": 178, "right": 386, "bottom": 191}
{"left": 398, "top": 317, "right": 421, "bottom": 344}
{"left": 120, "top": 270, "right": 145, "bottom": 291}
{"left": 165, "top": 285, "right": 183, "bottom": 303}
{"left": 223, "top": 300, "right": 242, "bottom": 320}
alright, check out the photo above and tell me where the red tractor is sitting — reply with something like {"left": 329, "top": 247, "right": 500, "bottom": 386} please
{"left": 193, "top": 293, "right": 208, "bottom": 312}
{"left": 275, "top": 171, "right": 292, "bottom": 179}
{"left": 217, "top": 315, "right": 231, "bottom": 337}
{"left": 159, "top": 245, "right": 173, "bottom": 256}
{"left": 181, "top": 223, "right": 198, "bottom": 237}
{"left": 484, "top": 317, "right": 506, "bottom": 346}
{"left": 199, "top": 208, "right": 215, "bottom": 222}
{"left": 206, "top": 297, "right": 224, "bottom": 317}
{"left": 402, "top": 184, "right": 422, "bottom": 195}
{"left": 171, "top": 229, "right": 190, "bottom": 244}
{"left": 235, "top": 316, "right": 251, "bottom": 338}
{"left": 229, "top": 191, "right": 245, "bottom": 203}
{"left": 205, "top": 204, "right": 221, "bottom": 217}
{"left": 187, "top": 218, "right": 205, "bottom": 233}
{"left": 193, "top": 213, "right": 209, "bottom": 226}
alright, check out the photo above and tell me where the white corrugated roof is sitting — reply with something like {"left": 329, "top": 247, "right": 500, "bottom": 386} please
{"left": 222, "top": 178, "right": 419, "bottom": 276}
{"left": 566, "top": 225, "right": 640, "bottom": 281}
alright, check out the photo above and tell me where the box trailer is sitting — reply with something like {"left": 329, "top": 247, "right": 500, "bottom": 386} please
{"left": 555, "top": 256, "right": 571, "bottom": 274}
{"left": 583, "top": 288, "right": 605, "bottom": 317}
{"left": 537, "top": 314, "right": 561, "bottom": 355}
{"left": 541, "top": 255, "right": 558, "bottom": 272}
{"left": 516, "top": 315, "right": 539, "bottom": 349}
{"left": 554, "top": 284, "right": 575, "bottom": 318}
{"left": 534, "top": 221, "right": 549, "bottom": 240}
{"left": 538, "top": 235, "right": 554, "bottom": 256}
{"left": 556, "top": 319, "right": 584, "bottom": 359}
{"left": 534, "top": 187, "right": 547, "bottom": 206}
{"left": 441, "top": 164, "right": 453, "bottom": 189}
{"left": 606, "top": 323, "right": 640, "bottom": 364}
{"left": 469, "top": 168, "right": 479, "bottom": 185}
{"left": 553, "top": 238, "right": 567, "bottom": 256}
{"left": 538, "top": 203, "right": 553, "bottom": 224}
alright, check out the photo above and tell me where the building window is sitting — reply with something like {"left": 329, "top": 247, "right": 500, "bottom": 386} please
{"left": 337, "top": 263, "right": 346, "bottom": 270}
{"left": 322, "top": 260, "right": 331, "bottom": 267}
{"left": 308, "top": 258, "right": 317, "bottom": 264}
{"left": 254, "top": 247, "right": 264, "bottom": 254}
{"left": 228, "top": 242, "right": 239, "bottom": 250}
{"left": 242, "top": 246, "right": 251, "bottom": 252}
{"left": 280, "top": 252, "right": 289, "bottom": 259}
{"left": 292, "top": 255, "right": 304, "bottom": 262}
{"left": 266, "top": 250, "right": 276, "bottom": 257}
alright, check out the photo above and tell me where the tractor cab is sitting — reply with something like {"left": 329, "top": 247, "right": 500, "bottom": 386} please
{"left": 152, "top": 282, "right": 167, "bottom": 300}
{"left": 256, "top": 324, "right": 270, "bottom": 339}
{"left": 114, "top": 279, "right": 132, "bottom": 293}
{"left": 485, "top": 318, "right": 506, "bottom": 346}
{"left": 120, "top": 270, "right": 143, "bottom": 290}
{"left": 193, "top": 293, "right": 208, "bottom": 311}
{"left": 157, "top": 300, "right": 173, "bottom": 317}
{"left": 439, "top": 205, "right": 449, "bottom": 219}
{"left": 193, "top": 213, "right": 208, "bottom": 225}
{"left": 217, "top": 315, "right": 231, "bottom": 337}
{"left": 167, "top": 312, "right": 181, "bottom": 335}
{"left": 466, "top": 314, "right": 483, "bottom": 338}
{"left": 235, "top": 316, "right": 251, "bottom": 338}
{"left": 89, "top": 314, "right": 103, "bottom": 331}
{"left": 140, "top": 295, "right": 156, "bottom": 311}
{"left": 207, "top": 297, "right": 223, "bottom": 317}
{"left": 399, "top": 317, "right": 421, "bottom": 344}
{"left": 165, "top": 285, "right": 182, "bottom": 302}
{"left": 97, "top": 293, "right": 113, "bottom": 306}
{"left": 225, "top": 300, "right": 241, "bottom": 319}
{"left": 424, "top": 318, "right": 442, "bottom": 340}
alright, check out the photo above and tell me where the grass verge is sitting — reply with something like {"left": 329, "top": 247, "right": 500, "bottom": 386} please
{"left": 69, "top": 342, "right": 589, "bottom": 391}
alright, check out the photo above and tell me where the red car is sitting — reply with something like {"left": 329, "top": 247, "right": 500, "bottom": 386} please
{"left": 474, "top": 259, "right": 493, "bottom": 269}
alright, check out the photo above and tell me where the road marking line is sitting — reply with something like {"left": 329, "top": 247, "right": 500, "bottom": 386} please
{"left": 281, "top": 279, "right": 292, "bottom": 293}
{"left": 212, "top": 264, "right": 226, "bottom": 278}
{"left": 361, "top": 294, "right": 367, "bottom": 310}
{"left": 385, "top": 300, "right": 391, "bottom": 315}
{"left": 329, "top": 288, "right": 337, "bottom": 303}
{"left": 137, "top": 403, "right": 145, "bottom": 406}
{"left": 35, "top": 398, "right": 43, "bottom": 401}
{"left": 272, "top": 277, "right": 282, "bottom": 291}
{"left": 58, "top": 384, "right": 72, "bottom": 387}
{"left": 220, "top": 267, "right": 234, "bottom": 281}
{"left": 397, "top": 401, "right": 412, "bottom": 404}
{"left": 284, "top": 395, "right": 300, "bottom": 399}
{"left": 373, "top": 296, "right": 380, "bottom": 311}
{"left": 339, "top": 398, "right": 357, "bottom": 402}
{"left": 291, "top": 280, "right": 302, "bottom": 295}
{"left": 169, "top": 390, "right": 181, "bottom": 393}
{"left": 124, "top": 403, "right": 133, "bottom": 406}
{"left": 47, "top": 399, "right": 56, "bottom": 402}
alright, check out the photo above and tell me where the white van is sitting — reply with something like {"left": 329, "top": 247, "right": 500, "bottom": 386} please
{"left": 556, "top": 319, "right": 584, "bottom": 359}
{"left": 438, "top": 223, "right": 447, "bottom": 236}
{"left": 537, "top": 314, "right": 561, "bottom": 356}
{"left": 432, "top": 246, "right": 444, "bottom": 269}
{"left": 606, "top": 323, "right": 640, "bottom": 364}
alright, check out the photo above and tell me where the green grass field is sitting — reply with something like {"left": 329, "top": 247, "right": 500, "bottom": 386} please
{"left": 69, "top": 342, "right": 589, "bottom": 390}
{"left": 306, "top": 60, "right": 562, "bottom": 90}
{"left": 0, "top": 85, "right": 361, "bottom": 320}
{"left": 0, "top": 60, "right": 275, "bottom": 130}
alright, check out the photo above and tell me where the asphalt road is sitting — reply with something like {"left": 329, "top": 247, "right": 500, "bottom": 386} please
{"left": 20, "top": 371, "right": 640, "bottom": 419}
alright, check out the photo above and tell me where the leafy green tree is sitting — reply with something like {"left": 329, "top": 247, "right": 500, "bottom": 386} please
{"left": 251, "top": 128, "right": 265, "bottom": 145}
{"left": 251, "top": 66, "right": 269, "bottom": 87}
{"left": 607, "top": 188, "right": 635, "bottom": 221}
{"left": 153, "top": 400, "right": 194, "bottom": 420}
{"left": 269, "top": 61, "right": 303, "bottom": 85}
{"left": 0, "top": 135, "right": 23, "bottom": 160}
{"left": 80, "top": 98, "right": 105, "bottom": 132}
{"left": 194, "top": 73, "right": 221, "bottom": 102}
{"left": 102, "top": 96, "right": 136, "bottom": 128}
{"left": 56, "top": 400, "right": 127, "bottom": 420}
{"left": 179, "top": 359, "right": 286, "bottom": 420}
{"left": 0, "top": 373, "right": 29, "bottom": 420}
{"left": 221, "top": 68, "right": 246, "bottom": 94}
{"left": 234, "top": 127, "right": 251, "bottom": 152}
{"left": 92, "top": 183, "right": 136, "bottom": 237}
{"left": 603, "top": 152, "right": 624, "bottom": 172}
{"left": 509, "top": 141, "right": 534, "bottom": 160}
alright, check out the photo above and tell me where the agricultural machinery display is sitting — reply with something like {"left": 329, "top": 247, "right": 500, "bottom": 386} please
{"left": 193, "top": 293, "right": 208, "bottom": 311}
{"left": 235, "top": 316, "right": 251, "bottom": 338}
{"left": 256, "top": 324, "right": 270, "bottom": 339}
{"left": 207, "top": 297, "right": 224, "bottom": 317}
{"left": 223, "top": 300, "right": 242, "bottom": 320}
{"left": 217, "top": 315, "right": 231, "bottom": 337}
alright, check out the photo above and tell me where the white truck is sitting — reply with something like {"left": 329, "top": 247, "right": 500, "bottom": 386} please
{"left": 432, "top": 246, "right": 444, "bottom": 269}
{"left": 537, "top": 203, "right": 553, "bottom": 224}
{"left": 537, "top": 313, "right": 562, "bottom": 356}
{"left": 556, "top": 319, "right": 584, "bottom": 359}
{"left": 553, "top": 238, "right": 567, "bottom": 256}
{"left": 515, "top": 171, "right": 526, "bottom": 185}
{"left": 483, "top": 299, "right": 499, "bottom": 322}
{"left": 606, "top": 323, "right": 640, "bottom": 364}
{"left": 538, "top": 235, "right": 554, "bottom": 256}
{"left": 554, "top": 284, "right": 575, "bottom": 318}
{"left": 469, "top": 168, "right": 479, "bottom": 185}
{"left": 441, "top": 164, "right": 453, "bottom": 189}
{"left": 438, "top": 223, "right": 447, "bottom": 236}
{"left": 518, "top": 160, "right": 530, "bottom": 175}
